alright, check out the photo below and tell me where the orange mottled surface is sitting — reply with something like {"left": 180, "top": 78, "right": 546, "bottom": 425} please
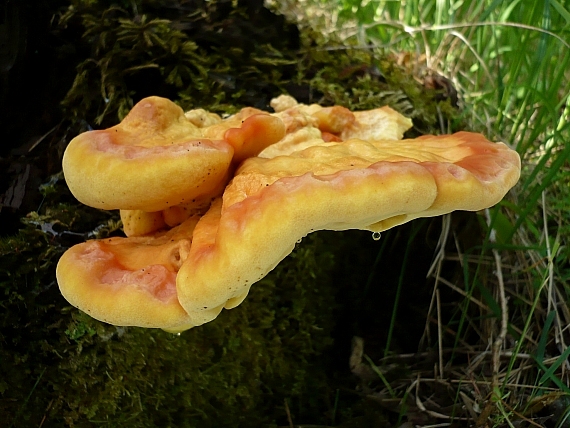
{"left": 224, "top": 114, "right": 286, "bottom": 163}
{"left": 57, "top": 96, "right": 521, "bottom": 331}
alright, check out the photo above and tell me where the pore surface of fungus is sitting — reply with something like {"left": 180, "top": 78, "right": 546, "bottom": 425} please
{"left": 57, "top": 97, "right": 521, "bottom": 331}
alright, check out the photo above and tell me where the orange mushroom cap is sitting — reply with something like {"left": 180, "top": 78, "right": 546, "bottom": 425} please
{"left": 56, "top": 216, "right": 200, "bottom": 331}
{"left": 57, "top": 129, "right": 520, "bottom": 330}
{"left": 262, "top": 96, "right": 413, "bottom": 158}
{"left": 62, "top": 97, "right": 286, "bottom": 213}
{"left": 62, "top": 96, "right": 234, "bottom": 212}
{"left": 174, "top": 131, "right": 520, "bottom": 325}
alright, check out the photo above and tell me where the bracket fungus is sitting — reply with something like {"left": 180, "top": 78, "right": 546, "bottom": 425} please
{"left": 57, "top": 95, "right": 521, "bottom": 332}
{"left": 62, "top": 96, "right": 285, "bottom": 212}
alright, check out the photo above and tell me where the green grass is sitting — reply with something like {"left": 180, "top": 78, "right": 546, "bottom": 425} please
{"left": 272, "top": 0, "right": 570, "bottom": 425}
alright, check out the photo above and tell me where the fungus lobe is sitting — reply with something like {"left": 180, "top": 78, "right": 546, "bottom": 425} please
{"left": 57, "top": 96, "right": 521, "bottom": 331}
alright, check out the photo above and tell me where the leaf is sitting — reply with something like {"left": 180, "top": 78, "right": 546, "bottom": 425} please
{"left": 551, "top": 0, "right": 570, "bottom": 25}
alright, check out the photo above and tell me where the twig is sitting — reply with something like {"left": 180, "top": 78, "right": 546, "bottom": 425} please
{"left": 437, "top": 288, "right": 444, "bottom": 378}
{"left": 414, "top": 376, "right": 470, "bottom": 421}
{"left": 437, "top": 276, "right": 487, "bottom": 310}
{"left": 420, "top": 281, "right": 437, "bottom": 349}
{"left": 284, "top": 399, "right": 294, "bottom": 428}
{"left": 420, "top": 377, "right": 561, "bottom": 392}
{"left": 542, "top": 190, "right": 568, "bottom": 366}
{"left": 459, "top": 391, "right": 480, "bottom": 422}
{"left": 28, "top": 124, "right": 59, "bottom": 153}
{"left": 543, "top": 190, "right": 555, "bottom": 315}
{"left": 426, "top": 214, "right": 451, "bottom": 278}
{"left": 422, "top": 215, "right": 451, "bottom": 350}
{"left": 39, "top": 399, "right": 54, "bottom": 428}
{"left": 485, "top": 208, "right": 508, "bottom": 390}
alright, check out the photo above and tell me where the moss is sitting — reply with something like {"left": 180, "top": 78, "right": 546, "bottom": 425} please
{"left": 58, "top": 0, "right": 301, "bottom": 124}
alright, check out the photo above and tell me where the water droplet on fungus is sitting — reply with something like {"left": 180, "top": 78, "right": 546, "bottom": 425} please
{"left": 372, "top": 232, "right": 382, "bottom": 241}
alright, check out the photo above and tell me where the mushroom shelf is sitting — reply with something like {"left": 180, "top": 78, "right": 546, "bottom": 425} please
{"left": 57, "top": 95, "right": 521, "bottom": 332}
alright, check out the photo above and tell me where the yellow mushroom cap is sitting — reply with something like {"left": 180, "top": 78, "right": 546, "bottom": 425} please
{"left": 56, "top": 96, "right": 520, "bottom": 332}
{"left": 63, "top": 97, "right": 287, "bottom": 213}
{"left": 174, "top": 132, "right": 520, "bottom": 326}
{"left": 62, "top": 96, "right": 234, "bottom": 212}
{"left": 261, "top": 104, "right": 413, "bottom": 158}
{"left": 56, "top": 216, "right": 200, "bottom": 331}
